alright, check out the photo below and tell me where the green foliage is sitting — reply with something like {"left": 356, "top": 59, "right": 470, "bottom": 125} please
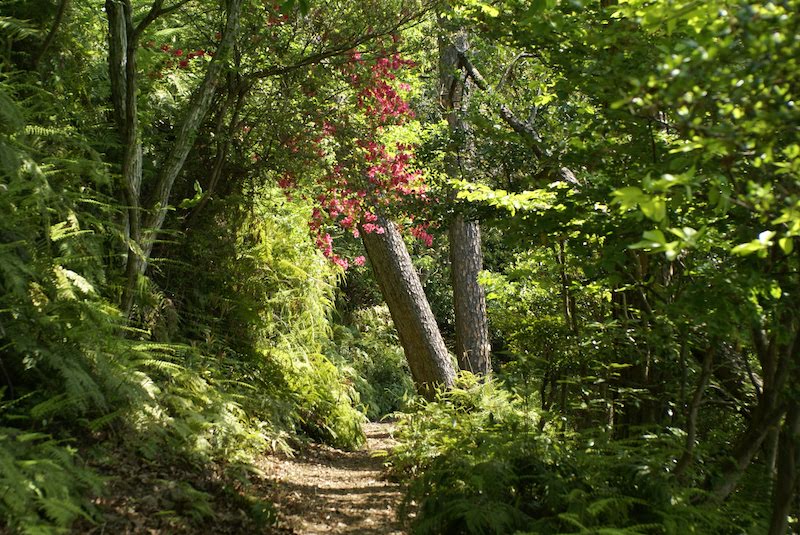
{"left": 390, "top": 376, "right": 542, "bottom": 535}
{"left": 0, "top": 424, "right": 102, "bottom": 534}
{"left": 0, "top": 23, "right": 367, "bottom": 528}
{"left": 158, "top": 185, "right": 366, "bottom": 451}
{"left": 390, "top": 378, "right": 767, "bottom": 535}
{"left": 2, "top": 0, "right": 798, "bottom": 531}
{"left": 327, "top": 305, "right": 415, "bottom": 420}
{"left": 0, "top": 79, "right": 157, "bottom": 420}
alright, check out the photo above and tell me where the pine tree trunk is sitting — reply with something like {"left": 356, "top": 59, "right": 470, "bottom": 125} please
{"left": 450, "top": 216, "right": 491, "bottom": 374}
{"left": 439, "top": 25, "right": 491, "bottom": 375}
{"left": 361, "top": 216, "right": 456, "bottom": 399}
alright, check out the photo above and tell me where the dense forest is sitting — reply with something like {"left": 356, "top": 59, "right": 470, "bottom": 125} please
{"left": 0, "top": 0, "right": 798, "bottom": 533}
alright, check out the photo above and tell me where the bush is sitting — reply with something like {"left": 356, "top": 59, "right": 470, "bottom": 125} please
{"left": 327, "top": 305, "right": 415, "bottom": 420}
{"left": 389, "top": 376, "right": 767, "bottom": 535}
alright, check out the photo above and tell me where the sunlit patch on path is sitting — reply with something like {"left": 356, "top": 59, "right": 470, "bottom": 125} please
{"left": 263, "top": 422, "right": 405, "bottom": 534}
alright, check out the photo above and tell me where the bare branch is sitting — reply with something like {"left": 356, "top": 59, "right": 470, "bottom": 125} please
{"left": 246, "top": 6, "right": 432, "bottom": 80}
{"left": 496, "top": 52, "right": 535, "bottom": 92}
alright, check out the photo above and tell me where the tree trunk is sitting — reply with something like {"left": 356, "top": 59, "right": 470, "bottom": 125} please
{"left": 674, "top": 346, "right": 714, "bottom": 478}
{"left": 768, "top": 401, "right": 800, "bottom": 535}
{"left": 449, "top": 216, "right": 491, "bottom": 374}
{"left": 711, "top": 324, "right": 798, "bottom": 502}
{"left": 438, "top": 25, "right": 491, "bottom": 375}
{"left": 105, "top": 0, "right": 143, "bottom": 316}
{"left": 711, "top": 387, "right": 786, "bottom": 501}
{"left": 361, "top": 216, "right": 456, "bottom": 399}
{"left": 105, "top": 0, "right": 243, "bottom": 317}
{"left": 141, "top": 0, "right": 242, "bottom": 255}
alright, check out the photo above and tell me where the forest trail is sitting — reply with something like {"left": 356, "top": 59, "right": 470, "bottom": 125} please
{"left": 264, "top": 422, "right": 406, "bottom": 534}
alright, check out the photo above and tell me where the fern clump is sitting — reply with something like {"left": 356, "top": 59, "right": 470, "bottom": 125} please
{"left": 0, "top": 425, "right": 102, "bottom": 533}
{"left": 327, "top": 305, "right": 415, "bottom": 420}
{"left": 154, "top": 185, "right": 367, "bottom": 451}
{"left": 390, "top": 377, "right": 764, "bottom": 534}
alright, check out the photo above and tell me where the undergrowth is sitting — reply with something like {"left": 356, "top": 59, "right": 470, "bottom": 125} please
{"left": 390, "top": 376, "right": 770, "bottom": 535}
{"left": 327, "top": 305, "right": 415, "bottom": 420}
{"left": 0, "top": 80, "right": 366, "bottom": 532}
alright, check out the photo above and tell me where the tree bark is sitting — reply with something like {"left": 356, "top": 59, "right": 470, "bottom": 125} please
{"left": 106, "top": 0, "right": 143, "bottom": 316}
{"left": 439, "top": 25, "right": 491, "bottom": 375}
{"left": 449, "top": 216, "right": 491, "bottom": 374}
{"left": 768, "top": 401, "right": 800, "bottom": 535}
{"left": 361, "top": 216, "right": 456, "bottom": 399}
{"left": 711, "top": 324, "right": 798, "bottom": 501}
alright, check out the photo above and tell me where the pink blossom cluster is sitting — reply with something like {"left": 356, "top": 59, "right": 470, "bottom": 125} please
{"left": 277, "top": 45, "right": 435, "bottom": 270}
{"left": 409, "top": 222, "right": 434, "bottom": 247}
{"left": 350, "top": 53, "right": 416, "bottom": 124}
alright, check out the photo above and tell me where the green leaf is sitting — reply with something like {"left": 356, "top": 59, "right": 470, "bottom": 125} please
{"left": 731, "top": 241, "right": 765, "bottom": 255}
{"left": 611, "top": 187, "right": 648, "bottom": 211}
{"left": 629, "top": 230, "right": 666, "bottom": 249}
{"left": 179, "top": 181, "right": 204, "bottom": 209}
{"left": 770, "top": 282, "right": 782, "bottom": 299}
{"left": 640, "top": 198, "right": 666, "bottom": 222}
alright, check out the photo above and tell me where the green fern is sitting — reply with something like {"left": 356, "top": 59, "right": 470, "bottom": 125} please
{"left": 0, "top": 426, "right": 101, "bottom": 533}
{"left": 0, "top": 16, "right": 41, "bottom": 40}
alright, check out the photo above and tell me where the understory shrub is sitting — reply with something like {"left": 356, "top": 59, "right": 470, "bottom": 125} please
{"left": 390, "top": 376, "right": 769, "bottom": 535}
{"left": 327, "top": 305, "right": 415, "bottom": 420}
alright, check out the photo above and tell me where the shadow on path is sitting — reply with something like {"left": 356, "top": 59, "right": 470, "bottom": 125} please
{"left": 263, "top": 422, "right": 406, "bottom": 535}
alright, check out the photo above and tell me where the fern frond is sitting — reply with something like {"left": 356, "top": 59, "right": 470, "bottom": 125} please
{"left": 0, "top": 16, "right": 41, "bottom": 40}
{"left": 24, "top": 124, "right": 73, "bottom": 138}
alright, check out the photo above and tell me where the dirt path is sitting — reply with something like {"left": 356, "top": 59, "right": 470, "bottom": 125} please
{"left": 264, "top": 422, "right": 406, "bottom": 534}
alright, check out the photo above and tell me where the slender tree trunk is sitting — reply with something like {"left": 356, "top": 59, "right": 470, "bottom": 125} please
{"left": 141, "top": 0, "right": 242, "bottom": 256}
{"left": 33, "top": 0, "right": 70, "bottom": 68}
{"left": 106, "top": 0, "right": 243, "bottom": 316}
{"left": 711, "top": 387, "right": 786, "bottom": 501}
{"left": 106, "top": 0, "right": 143, "bottom": 316}
{"left": 768, "top": 401, "right": 800, "bottom": 535}
{"left": 449, "top": 216, "right": 491, "bottom": 374}
{"left": 438, "top": 25, "right": 491, "bottom": 375}
{"left": 674, "top": 346, "right": 714, "bottom": 478}
{"left": 361, "top": 216, "right": 456, "bottom": 399}
{"left": 712, "top": 325, "right": 798, "bottom": 501}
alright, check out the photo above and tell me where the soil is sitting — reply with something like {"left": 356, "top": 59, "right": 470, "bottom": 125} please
{"left": 265, "top": 421, "right": 406, "bottom": 534}
{"left": 72, "top": 422, "right": 406, "bottom": 534}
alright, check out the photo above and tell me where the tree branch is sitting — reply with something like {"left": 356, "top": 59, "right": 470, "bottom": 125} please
{"left": 142, "top": 0, "right": 243, "bottom": 258}
{"left": 246, "top": 6, "right": 432, "bottom": 80}
{"left": 33, "top": 0, "right": 70, "bottom": 68}
{"left": 456, "top": 49, "right": 581, "bottom": 185}
{"left": 496, "top": 52, "right": 535, "bottom": 92}
{"left": 133, "top": 0, "right": 193, "bottom": 41}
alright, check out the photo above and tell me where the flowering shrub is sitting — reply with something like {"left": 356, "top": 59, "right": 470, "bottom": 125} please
{"left": 143, "top": 41, "right": 211, "bottom": 77}
{"left": 277, "top": 43, "right": 435, "bottom": 269}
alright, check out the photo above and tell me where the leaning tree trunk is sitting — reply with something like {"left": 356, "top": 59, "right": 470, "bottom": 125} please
{"left": 439, "top": 26, "right": 491, "bottom": 375}
{"left": 361, "top": 216, "right": 456, "bottom": 399}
